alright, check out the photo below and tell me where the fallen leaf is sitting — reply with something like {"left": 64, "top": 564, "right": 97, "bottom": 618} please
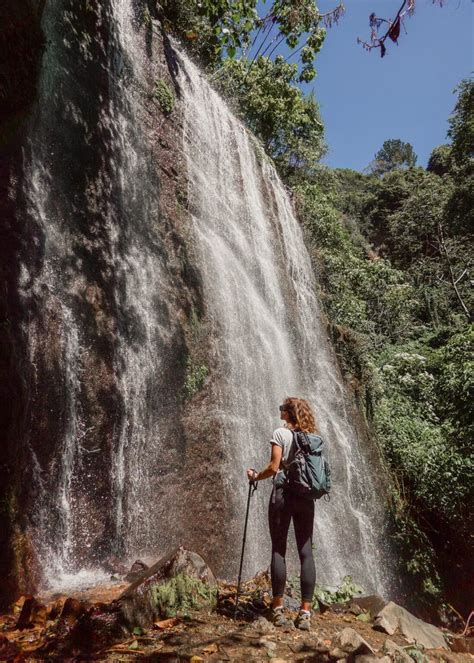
{"left": 154, "top": 617, "right": 178, "bottom": 629}
{"left": 129, "top": 639, "right": 139, "bottom": 650}
{"left": 202, "top": 642, "right": 218, "bottom": 654}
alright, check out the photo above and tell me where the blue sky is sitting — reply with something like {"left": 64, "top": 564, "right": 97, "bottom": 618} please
{"left": 254, "top": 1, "right": 473, "bottom": 171}
{"left": 312, "top": 0, "right": 473, "bottom": 170}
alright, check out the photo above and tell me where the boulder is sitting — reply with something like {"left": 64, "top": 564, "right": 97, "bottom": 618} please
{"left": 382, "top": 638, "right": 413, "bottom": 663}
{"left": 331, "top": 628, "right": 375, "bottom": 656}
{"left": 328, "top": 648, "right": 348, "bottom": 661}
{"left": 254, "top": 615, "right": 275, "bottom": 634}
{"left": 374, "top": 602, "right": 448, "bottom": 650}
{"left": 259, "top": 638, "right": 277, "bottom": 650}
{"left": 352, "top": 595, "right": 388, "bottom": 617}
{"left": 118, "top": 546, "right": 217, "bottom": 628}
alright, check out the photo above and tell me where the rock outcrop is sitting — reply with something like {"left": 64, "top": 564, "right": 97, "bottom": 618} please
{"left": 374, "top": 602, "right": 448, "bottom": 650}
{"left": 118, "top": 546, "right": 217, "bottom": 628}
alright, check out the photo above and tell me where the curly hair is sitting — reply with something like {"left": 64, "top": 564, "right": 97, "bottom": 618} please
{"left": 282, "top": 397, "right": 317, "bottom": 433}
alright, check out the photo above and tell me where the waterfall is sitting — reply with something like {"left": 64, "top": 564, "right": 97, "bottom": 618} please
{"left": 177, "top": 50, "right": 394, "bottom": 594}
{"left": 21, "top": 0, "right": 180, "bottom": 589}
{"left": 17, "top": 0, "right": 395, "bottom": 597}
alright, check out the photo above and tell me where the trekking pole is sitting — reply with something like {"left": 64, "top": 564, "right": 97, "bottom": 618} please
{"left": 234, "top": 472, "right": 258, "bottom": 619}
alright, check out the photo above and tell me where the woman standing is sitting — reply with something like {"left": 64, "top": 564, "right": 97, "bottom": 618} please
{"left": 247, "top": 397, "right": 318, "bottom": 630}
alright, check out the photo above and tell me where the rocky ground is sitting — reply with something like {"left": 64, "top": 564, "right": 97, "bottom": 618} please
{"left": 0, "top": 549, "right": 472, "bottom": 662}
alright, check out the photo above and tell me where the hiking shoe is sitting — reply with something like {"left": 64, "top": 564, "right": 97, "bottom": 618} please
{"left": 271, "top": 607, "right": 291, "bottom": 627}
{"left": 294, "top": 610, "right": 311, "bottom": 631}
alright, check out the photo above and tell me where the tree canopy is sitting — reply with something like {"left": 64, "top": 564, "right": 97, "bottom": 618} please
{"left": 368, "top": 139, "right": 418, "bottom": 175}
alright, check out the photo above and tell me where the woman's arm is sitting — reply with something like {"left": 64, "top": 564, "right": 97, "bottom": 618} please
{"left": 247, "top": 443, "right": 282, "bottom": 481}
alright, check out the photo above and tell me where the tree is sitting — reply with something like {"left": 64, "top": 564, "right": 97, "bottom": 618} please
{"left": 427, "top": 145, "right": 452, "bottom": 177}
{"left": 368, "top": 139, "right": 417, "bottom": 175}
{"left": 215, "top": 56, "right": 325, "bottom": 179}
{"left": 445, "top": 79, "right": 474, "bottom": 234}
{"left": 160, "top": 0, "right": 344, "bottom": 82}
{"left": 447, "top": 78, "right": 474, "bottom": 167}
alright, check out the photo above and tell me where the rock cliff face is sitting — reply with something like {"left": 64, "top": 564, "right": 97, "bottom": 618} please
{"left": 0, "top": 0, "right": 47, "bottom": 607}
{"left": 1, "top": 0, "right": 397, "bottom": 608}
{"left": 0, "top": 0, "right": 209, "bottom": 606}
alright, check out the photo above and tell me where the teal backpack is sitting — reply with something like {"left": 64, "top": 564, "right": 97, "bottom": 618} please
{"left": 286, "top": 431, "right": 331, "bottom": 500}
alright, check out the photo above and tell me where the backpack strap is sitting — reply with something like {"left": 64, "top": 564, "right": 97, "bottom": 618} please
{"left": 293, "top": 430, "right": 311, "bottom": 455}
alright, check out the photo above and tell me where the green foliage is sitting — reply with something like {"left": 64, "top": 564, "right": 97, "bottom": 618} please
{"left": 160, "top": 0, "right": 342, "bottom": 83}
{"left": 312, "top": 576, "right": 363, "bottom": 609}
{"left": 369, "top": 139, "right": 418, "bottom": 175}
{"left": 445, "top": 78, "right": 474, "bottom": 234}
{"left": 184, "top": 358, "right": 209, "bottom": 400}
{"left": 404, "top": 645, "right": 428, "bottom": 663}
{"left": 215, "top": 56, "right": 325, "bottom": 179}
{"left": 447, "top": 78, "right": 474, "bottom": 168}
{"left": 435, "top": 327, "right": 474, "bottom": 451}
{"left": 374, "top": 343, "right": 473, "bottom": 531}
{"left": 297, "top": 80, "right": 473, "bottom": 611}
{"left": 151, "top": 574, "right": 217, "bottom": 618}
{"left": 427, "top": 144, "right": 452, "bottom": 176}
{"left": 153, "top": 80, "right": 175, "bottom": 114}
{"left": 361, "top": 160, "right": 472, "bottom": 325}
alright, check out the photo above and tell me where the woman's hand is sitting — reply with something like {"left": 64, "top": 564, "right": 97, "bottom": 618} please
{"left": 246, "top": 445, "right": 283, "bottom": 482}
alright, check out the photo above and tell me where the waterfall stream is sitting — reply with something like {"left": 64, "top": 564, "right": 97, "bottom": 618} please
{"left": 178, "top": 49, "right": 393, "bottom": 594}
{"left": 19, "top": 1, "right": 395, "bottom": 597}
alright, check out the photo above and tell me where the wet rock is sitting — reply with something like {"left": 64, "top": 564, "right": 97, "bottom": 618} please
{"left": 118, "top": 546, "right": 217, "bottom": 628}
{"left": 331, "top": 628, "right": 375, "bottom": 656}
{"left": 125, "top": 559, "right": 149, "bottom": 582}
{"left": 103, "top": 555, "right": 128, "bottom": 576}
{"left": 382, "top": 638, "right": 413, "bottom": 663}
{"left": 16, "top": 596, "right": 47, "bottom": 629}
{"left": 374, "top": 602, "right": 448, "bottom": 650}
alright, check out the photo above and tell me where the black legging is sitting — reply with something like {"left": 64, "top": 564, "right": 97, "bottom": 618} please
{"left": 268, "top": 486, "right": 316, "bottom": 603}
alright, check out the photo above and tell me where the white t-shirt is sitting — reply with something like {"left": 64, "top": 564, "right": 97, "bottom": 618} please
{"left": 270, "top": 426, "right": 295, "bottom": 469}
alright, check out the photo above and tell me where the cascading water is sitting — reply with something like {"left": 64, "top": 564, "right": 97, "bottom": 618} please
{"left": 17, "top": 0, "right": 396, "bottom": 597}
{"left": 21, "top": 0, "right": 182, "bottom": 589}
{"left": 177, "top": 49, "right": 394, "bottom": 594}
